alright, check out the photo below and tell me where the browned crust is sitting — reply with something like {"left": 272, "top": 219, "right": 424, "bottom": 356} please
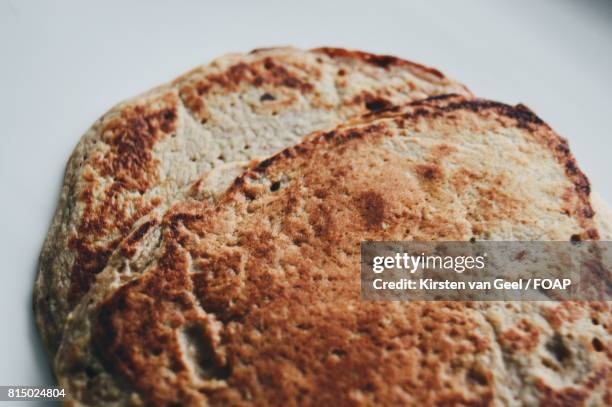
{"left": 178, "top": 56, "right": 316, "bottom": 122}
{"left": 231, "top": 95, "right": 597, "bottom": 239}
{"left": 312, "top": 48, "right": 473, "bottom": 98}
{"left": 67, "top": 94, "right": 177, "bottom": 305}
{"left": 313, "top": 47, "right": 446, "bottom": 78}
{"left": 84, "top": 96, "right": 604, "bottom": 406}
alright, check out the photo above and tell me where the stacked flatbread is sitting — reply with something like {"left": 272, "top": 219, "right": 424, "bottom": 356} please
{"left": 35, "top": 48, "right": 611, "bottom": 406}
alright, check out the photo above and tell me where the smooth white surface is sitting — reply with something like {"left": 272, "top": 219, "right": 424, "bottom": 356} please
{"left": 0, "top": 0, "right": 610, "bottom": 387}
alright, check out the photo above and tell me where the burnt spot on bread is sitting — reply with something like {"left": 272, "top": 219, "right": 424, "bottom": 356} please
{"left": 67, "top": 239, "right": 116, "bottom": 304}
{"left": 565, "top": 160, "right": 579, "bottom": 176}
{"left": 314, "top": 47, "right": 398, "bottom": 69}
{"left": 332, "top": 124, "right": 387, "bottom": 147}
{"left": 554, "top": 140, "right": 596, "bottom": 238}
{"left": 179, "top": 57, "right": 315, "bottom": 121}
{"left": 163, "top": 210, "right": 206, "bottom": 243}
{"left": 591, "top": 337, "right": 604, "bottom": 352}
{"left": 419, "top": 94, "right": 459, "bottom": 103}
{"left": 466, "top": 367, "right": 490, "bottom": 387}
{"left": 570, "top": 234, "right": 582, "bottom": 242}
{"left": 415, "top": 164, "right": 443, "bottom": 183}
{"left": 254, "top": 155, "right": 279, "bottom": 173}
{"left": 269, "top": 180, "right": 281, "bottom": 192}
{"left": 352, "top": 91, "right": 394, "bottom": 113}
{"left": 313, "top": 47, "right": 446, "bottom": 79}
{"left": 503, "top": 103, "right": 545, "bottom": 130}
{"left": 67, "top": 94, "right": 177, "bottom": 305}
{"left": 323, "top": 130, "right": 336, "bottom": 141}
{"left": 366, "top": 54, "right": 399, "bottom": 69}
{"left": 355, "top": 191, "right": 385, "bottom": 228}
{"left": 365, "top": 98, "right": 393, "bottom": 112}
{"left": 260, "top": 92, "right": 276, "bottom": 102}
{"left": 405, "top": 96, "right": 544, "bottom": 131}
{"left": 249, "top": 47, "right": 277, "bottom": 54}
{"left": 119, "top": 219, "right": 157, "bottom": 257}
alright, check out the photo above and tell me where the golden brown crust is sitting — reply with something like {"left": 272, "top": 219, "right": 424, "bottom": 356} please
{"left": 400, "top": 96, "right": 597, "bottom": 240}
{"left": 313, "top": 47, "right": 446, "bottom": 78}
{"left": 57, "top": 96, "right": 608, "bottom": 406}
{"left": 176, "top": 56, "right": 317, "bottom": 123}
{"left": 68, "top": 94, "right": 178, "bottom": 304}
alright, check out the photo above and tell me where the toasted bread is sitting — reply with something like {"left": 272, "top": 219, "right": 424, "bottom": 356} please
{"left": 56, "top": 96, "right": 608, "bottom": 406}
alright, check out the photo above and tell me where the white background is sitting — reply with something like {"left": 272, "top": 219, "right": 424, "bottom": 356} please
{"left": 0, "top": 0, "right": 610, "bottom": 389}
